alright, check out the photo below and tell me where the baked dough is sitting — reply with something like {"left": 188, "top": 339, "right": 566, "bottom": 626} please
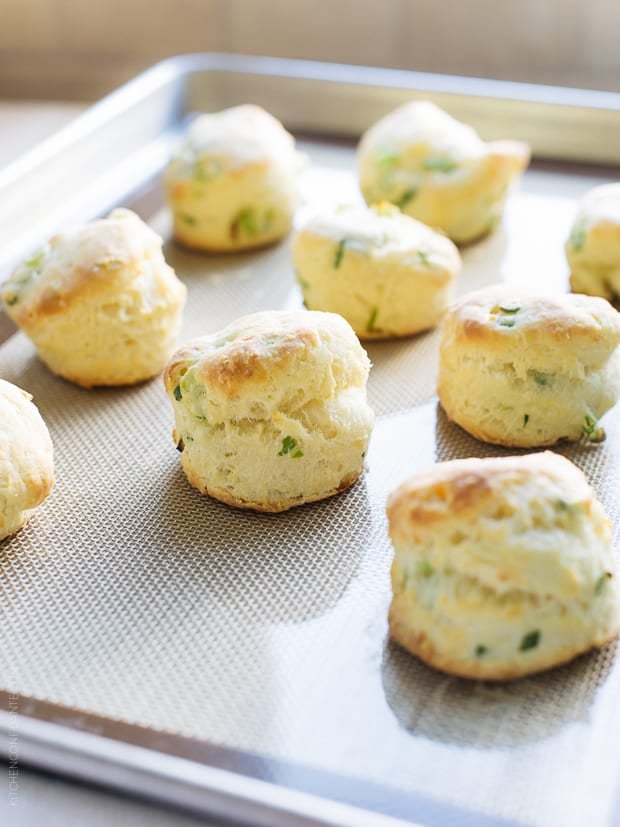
{"left": 358, "top": 101, "right": 530, "bottom": 243}
{"left": 387, "top": 451, "right": 620, "bottom": 680}
{"left": 165, "top": 105, "right": 302, "bottom": 252}
{"left": 164, "top": 310, "right": 374, "bottom": 511}
{"left": 438, "top": 285, "right": 620, "bottom": 446}
{"left": 0, "top": 379, "right": 54, "bottom": 540}
{"left": 1, "top": 209, "right": 186, "bottom": 388}
{"left": 291, "top": 201, "right": 461, "bottom": 338}
{"left": 566, "top": 183, "right": 620, "bottom": 306}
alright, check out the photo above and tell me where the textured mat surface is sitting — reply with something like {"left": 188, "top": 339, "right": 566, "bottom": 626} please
{"left": 1, "top": 143, "right": 619, "bottom": 827}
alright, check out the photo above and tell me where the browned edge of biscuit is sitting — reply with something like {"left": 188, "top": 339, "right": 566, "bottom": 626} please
{"left": 436, "top": 401, "right": 582, "bottom": 449}
{"left": 183, "top": 466, "right": 364, "bottom": 513}
{"left": 171, "top": 232, "right": 288, "bottom": 255}
{"left": 388, "top": 608, "right": 619, "bottom": 683}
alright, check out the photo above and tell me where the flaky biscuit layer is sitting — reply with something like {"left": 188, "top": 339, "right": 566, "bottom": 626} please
{"left": 387, "top": 452, "right": 620, "bottom": 680}
{"left": 358, "top": 101, "right": 529, "bottom": 243}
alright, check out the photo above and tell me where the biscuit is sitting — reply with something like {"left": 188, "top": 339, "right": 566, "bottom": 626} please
{"left": 1, "top": 209, "right": 186, "bottom": 388}
{"left": 0, "top": 379, "right": 54, "bottom": 540}
{"left": 566, "top": 183, "right": 620, "bottom": 306}
{"left": 291, "top": 202, "right": 461, "bottom": 339}
{"left": 387, "top": 452, "right": 620, "bottom": 681}
{"left": 358, "top": 101, "right": 530, "bottom": 244}
{"left": 165, "top": 105, "right": 302, "bottom": 252}
{"left": 164, "top": 310, "right": 374, "bottom": 512}
{"left": 438, "top": 285, "right": 620, "bottom": 447}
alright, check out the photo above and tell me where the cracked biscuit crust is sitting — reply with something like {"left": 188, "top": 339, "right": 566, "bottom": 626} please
{"left": 438, "top": 285, "right": 620, "bottom": 447}
{"left": 357, "top": 101, "right": 529, "bottom": 243}
{"left": 387, "top": 452, "right": 620, "bottom": 680}
{"left": 291, "top": 202, "right": 461, "bottom": 339}
{"left": 1, "top": 209, "right": 187, "bottom": 388}
{"left": 164, "top": 310, "right": 374, "bottom": 512}
{"left": 164, "top": 105, "right": 302, "bottom": 252}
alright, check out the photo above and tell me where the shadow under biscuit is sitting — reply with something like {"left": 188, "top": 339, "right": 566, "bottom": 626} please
{"left": 143, "top": 460, "right": 374, "bottom": 626}
{"left": 162, "top": 230, "right": 293, "bottom": 285}
{"left": 456, "top": 220, "right": 509, "bottom": 295}
{"left": 434, "top": 400, "right": 620, "bottom": 540}
{"left": 381, "top": 636, "right": 619, "bottom": 749}
{"left": 0, "top": 333, "right": 56, "bottom": 395}
{"left": 163, "top": 236, "right": 268, "bottom": 275}
{"left": 434, "top": 401, "right": 519, "bottom": 462}
{"left": 0, "top": 329, "right": 168, "bottom": 412}
{"left": 374, "top": 403, "right": 620, "bottom": 747}
{"left": 162, "top": 234, "right": 298, "bottom": 340}
{"left": 554, "top": 412, "right": 620, "bottom": 508}
{"left": 364, "top": 331, "right": 443, "bottom": 418}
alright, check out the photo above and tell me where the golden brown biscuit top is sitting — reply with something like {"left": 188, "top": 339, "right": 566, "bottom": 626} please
{"left": 387, "top": 452, "right": 612, "bottom": 598}
{"left": 166, "top": 104, "right": 297, "bottom": 178}
{"left": 359, "top": 100, "right": 529, "bottom": 178}
{"left": 361, "top": 101, "right": 485, "bottom": 163}
{"left": 296, "top": 202, "right": 461, "bottom": 275}
{"left": 1, "top": 209, "right": 164, "bottom": 320}
{"left": 443, "top": 285, "right": 620, "bottom": 358}
{"left": 164, "top": 310, "right": 370, "bottom": 400}
{"left": 388, "top": 452, "right": 591, "bottom": 526}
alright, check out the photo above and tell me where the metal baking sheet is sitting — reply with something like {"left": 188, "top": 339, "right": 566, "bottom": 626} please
{"left": 2, "top": 54, "right": 620, "bottom": 827}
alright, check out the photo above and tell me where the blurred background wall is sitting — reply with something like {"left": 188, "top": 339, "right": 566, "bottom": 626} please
{"left": 1, "top": 0, "right": 619, "bottom": 101}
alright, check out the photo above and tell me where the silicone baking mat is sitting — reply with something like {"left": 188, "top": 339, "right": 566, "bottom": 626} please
{"left": 1, "top": 138, "right": 619, "bottom": 827}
